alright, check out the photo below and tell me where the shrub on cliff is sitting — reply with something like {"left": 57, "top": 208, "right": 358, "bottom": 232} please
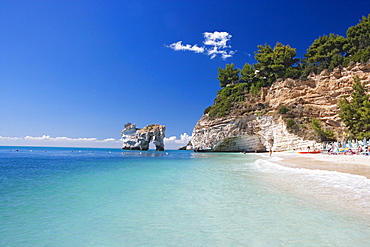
{"left": 278, "top": 106, "right": 290, "bottom": 114}
{"left": 338, "top": 76, "right": 370, "bottom": 139}
{"left": 285, "top": 118, "right": 300, "bottom": 133}
{"left": 311, "top": 118, "right": 335, "bottom": 141}
{"left": 205, "top": 83, "right": 249, "bottom": 118}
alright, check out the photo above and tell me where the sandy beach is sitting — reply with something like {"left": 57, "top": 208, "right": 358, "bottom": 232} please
{"left": 267, "top": 152, "right": 370, "bottom": 179}
{"left": 255, "top": 152, "right": 370, "bottom": 219}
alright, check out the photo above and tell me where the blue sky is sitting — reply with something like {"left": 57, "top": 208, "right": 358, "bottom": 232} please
{"left": 1, "top": 0, "right": 370, "bottom": 148}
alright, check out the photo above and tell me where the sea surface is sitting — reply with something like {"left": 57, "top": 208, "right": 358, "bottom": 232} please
{"left": 1, "top": 146, "right": 370, "bottom": 246}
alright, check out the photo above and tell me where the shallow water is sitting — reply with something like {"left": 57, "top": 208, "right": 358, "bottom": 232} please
{"left": 1, "top": 147, "right": 369, "bottom": 246}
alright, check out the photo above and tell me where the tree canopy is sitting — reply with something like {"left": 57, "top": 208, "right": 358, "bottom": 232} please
{"left": 254, "top": 42, "right": 298, "bottom": 85}
{"left": 210, "top": 13, "right": 370, "bottom": 124}
{"left": 304, "top": 33, "right": 346, "bottom": 71}
{"left": 240, "top": 63, "right": 255, "bottom": 85}
{"left": 344, "top": 14, "right": 370, "bottom": 63}
{"left": 215, "top": 14, "right": 370, "bottom": 91}
{"left": 217, "top": 63, "right": 240, "bottom": 87}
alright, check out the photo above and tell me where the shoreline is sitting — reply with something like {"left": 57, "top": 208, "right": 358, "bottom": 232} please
{"left": 255, "top": 152, "right": 370, "bottom": 219}
{"left": 265, "top": 152, "right": 370, "bottom": 179}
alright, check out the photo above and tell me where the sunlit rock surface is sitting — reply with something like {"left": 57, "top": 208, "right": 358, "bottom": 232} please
{"left": 192, "top": 63, "right": 370, "bottom": 152}
{"left": 121, "top": 123, "right": 166, "bottom": 151}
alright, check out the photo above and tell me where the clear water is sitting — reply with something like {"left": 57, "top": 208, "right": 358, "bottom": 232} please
{"left": 1, "top": 146, "right": 369, "bottom": 246}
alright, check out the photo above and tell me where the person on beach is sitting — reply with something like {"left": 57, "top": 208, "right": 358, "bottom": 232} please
{"left": 269, "top": 149, "right": 272, "bottom": 156}
{"left": 307, "top": 146, "right": 310, "bottom": 152}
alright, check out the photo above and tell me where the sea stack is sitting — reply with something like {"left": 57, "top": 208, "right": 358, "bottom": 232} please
{"left": 121, "top": 123, "right": 166, "bottom": 151}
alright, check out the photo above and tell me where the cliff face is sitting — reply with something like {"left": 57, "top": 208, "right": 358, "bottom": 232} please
{"left": 192, "top": 115, "right": 319, "bottom": 152}
{"left": 265, "top": 63, "right": 370, "bottom": 126}
{"left": 121, "top": 123, "right": 166, "bottom": 151}
{"left": 192, "top": 63, "right": 370, "bottom": 152}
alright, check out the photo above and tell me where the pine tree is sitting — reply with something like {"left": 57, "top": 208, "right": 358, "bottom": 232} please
{"left": 240, "top": 63, "right": 255, "bottom": 85}
{"left": 305, "top": 33, "right": 346, "bottom": 71}
{"left": 254, "top": 42, "right": 298, "bottom": 85}
{"left": 338, "top": 76, "right": 370, "bottom": 139}
{"left": 217, "top": 63, "right": 240, "bottom": 87}
{"left": 344, "top": 14, "right": 370, "bottom": 63}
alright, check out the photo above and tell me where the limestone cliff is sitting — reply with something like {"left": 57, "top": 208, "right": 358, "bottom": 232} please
{"left": 121, "top": 123, "right": 166, "bottom": 151}
{"left": 192, "top": 114, "right": 320, "bottom": 152}
{"left": 264, "top": 63, "right": 370, "bottom": 126}
{"left": 192, "top": 63, "right": 370, "bottom": 152}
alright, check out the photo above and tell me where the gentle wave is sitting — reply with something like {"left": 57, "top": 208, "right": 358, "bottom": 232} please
{"left": 251, "top": 157, "right": 370, "bottom": 218}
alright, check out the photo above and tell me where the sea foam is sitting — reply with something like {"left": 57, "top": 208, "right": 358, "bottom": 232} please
{"left": 251, "top": 157, "right": 370, "bottom": 218}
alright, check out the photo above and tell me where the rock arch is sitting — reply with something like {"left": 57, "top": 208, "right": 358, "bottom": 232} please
{"left": 121, "top": 123, "right": 166, "bottom": 151}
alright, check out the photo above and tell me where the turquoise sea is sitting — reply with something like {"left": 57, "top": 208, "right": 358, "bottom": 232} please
{"left": 1, "top": 146, "right": 370, "bottom": 246}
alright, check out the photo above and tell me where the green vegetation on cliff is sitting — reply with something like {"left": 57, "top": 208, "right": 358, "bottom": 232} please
{"left": 204, "top": 83, "right": 249, "bottom": 118}
{"left": 311, "top": 118, "right": 335, "bottom": 141}
{"left": 213, "top": 14, "right": 370, "bottom": 93}
{"left": 204, "top": 14, "right": 370, "bottom": 140}
{"left": 339, "top": 76, "right": 370, "bottom": 139}
{"left": 217, "top": 63, "right": 240, "bottom": 87}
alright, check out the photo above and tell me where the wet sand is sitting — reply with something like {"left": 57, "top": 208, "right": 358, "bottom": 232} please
{"left": 267, "top": 152, "right": 370, "bottom": 179}
{"left": 256, "top": 152, "right": 370, "bottom": 219}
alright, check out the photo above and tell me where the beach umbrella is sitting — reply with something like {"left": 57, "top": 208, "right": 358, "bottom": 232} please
{"left": 334, "top": 141, "right": 339, "bottom": 152}
{"left": 363, "top": 137, "right": 367, "bottom": 147}
{"left": 342, "top": 141, "right": 346, "bottom": 149}
{"left": 347, "top": 139, "right": 352, "bottom": 148}
{"left": 355, "top": 139, "right": 359, "bottom": 148}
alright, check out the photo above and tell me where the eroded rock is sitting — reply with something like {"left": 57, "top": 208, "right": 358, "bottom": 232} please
{"left": 121, "top": 123, "right": 166, "bottom": 151}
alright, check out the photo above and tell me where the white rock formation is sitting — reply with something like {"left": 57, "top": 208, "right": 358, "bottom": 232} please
{"left": 121, "top": 123, "right": 166, "bottom": 151}
{"left": 192, "top": 115, "right": 321, "bottom": 152}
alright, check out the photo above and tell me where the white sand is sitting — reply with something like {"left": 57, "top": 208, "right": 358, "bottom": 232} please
{"left": 255, "top": 152, "right": 370, "bottom": 218}
{"left": 266, "top": 152, "right": 370, "bottom": 179}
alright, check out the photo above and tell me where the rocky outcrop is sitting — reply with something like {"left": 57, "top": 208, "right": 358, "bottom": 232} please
{"left": 121, "top": 123, "right": 166, "bottom": 151}
{"left": 265, "top": 63, "right": 370, "bottom": 126}
{"left": 192, "top": 63, "right": 370, "bottom": 152}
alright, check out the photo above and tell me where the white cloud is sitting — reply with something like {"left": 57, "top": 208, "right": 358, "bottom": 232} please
{"left": 222, "top": 50, "right": 237, "bottom": 60}
{"left": 0, "top": 135, "right": 121, "bottom": 148}
{"left": 203, "top": 31, "right": 231, "bottom": 48}
{"left": 0, "top": 134, "right": 192, "bottom": 150}
{"left": 24, "top": 135, "right": 51, "bottom": 140}
{"left": 164, "top": 133, "right": 191, "bottom": 144}
{"left": 99, "top": 138, "right": 117, "bottom": 142}
{"left": 164, "top": 133, "right": 192, "bottom": 149}
{"left": 23, "top": 135, "right": 100, "bottom": 142}
{"left": 0, "top": 136, "right": 22, "bottom": 140}
{"left": 168, "top": 41, "right": 205, "bottom": 53}
{"left": 167, "top": 31, "right": 236, "bottom": 59}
